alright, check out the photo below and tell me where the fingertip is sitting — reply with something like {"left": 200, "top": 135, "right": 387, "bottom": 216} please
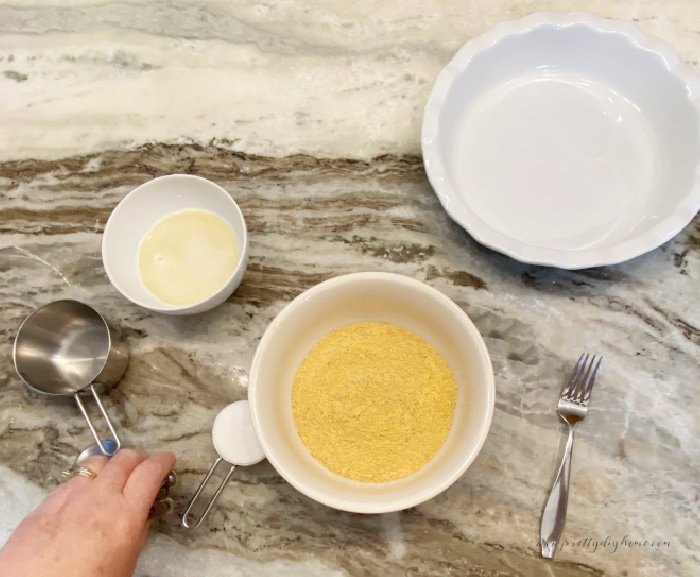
{"left": 149, "top": 452, "right": 176, "bottom": 477}
{"left": 123, "top": 453, "right": 177, "bottom": 517}
{"left": 158, "top": 451, "right": 176, "bottom": 467}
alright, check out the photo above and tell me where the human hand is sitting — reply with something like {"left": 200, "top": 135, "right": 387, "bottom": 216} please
{"left": 0, "top": 448, "right": 175, "bottom": 577}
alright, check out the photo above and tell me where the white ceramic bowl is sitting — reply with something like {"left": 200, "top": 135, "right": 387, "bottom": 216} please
{"left": 102, "top": 174, "right": 248, "bottom": 314}
{"left": 422, "top": 12, "right": 700, "bottom": 269}
{"left": 248, "top": 272, "right": 494, "bottom": 513}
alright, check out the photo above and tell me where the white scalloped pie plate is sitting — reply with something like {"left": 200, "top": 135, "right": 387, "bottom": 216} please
{"left": 422, "top": 12, "right": 700, "bottom": 269}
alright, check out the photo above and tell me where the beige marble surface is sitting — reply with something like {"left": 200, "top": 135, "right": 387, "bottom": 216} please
{"left": 1, "top": 0, "right": 700, "bottom": 161}
{"left": 1, "top": 2, "right": 699, "bottom": 577}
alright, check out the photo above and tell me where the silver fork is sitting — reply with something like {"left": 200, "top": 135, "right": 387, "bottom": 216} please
{"left": 540, "top": 353, "right": 603, "bottom": 559}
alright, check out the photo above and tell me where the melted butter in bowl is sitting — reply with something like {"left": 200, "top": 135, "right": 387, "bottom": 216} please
{"left": 103, "top": 174, "right": 248, "bottom": 314}
{"left": 138, "top": 209, "right": 240, "bottom": 307}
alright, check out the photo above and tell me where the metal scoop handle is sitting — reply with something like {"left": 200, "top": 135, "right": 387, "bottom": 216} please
{"left": 181, "top": 457, "right": 235, "bottom": 529}
{"left": 74, "top": 385, "right": 121, "bottom": 456}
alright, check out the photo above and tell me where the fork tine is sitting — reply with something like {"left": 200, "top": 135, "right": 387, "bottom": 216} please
{"left": 573, "top": 354, "right": 597, "bottom": 401}
{"left": 562, "top": 353, "right": 587, "bottom": 398}
{"left": 581, "top": 356, "right": 603, "bottom": 403}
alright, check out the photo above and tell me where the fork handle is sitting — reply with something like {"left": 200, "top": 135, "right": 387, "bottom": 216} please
{"left": 540, "top": 422, "right": 576, "bottom": 559}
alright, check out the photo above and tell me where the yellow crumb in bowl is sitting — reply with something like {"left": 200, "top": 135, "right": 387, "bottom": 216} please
{"left": 292, "top": 321, "right": 457, "bottom": 483}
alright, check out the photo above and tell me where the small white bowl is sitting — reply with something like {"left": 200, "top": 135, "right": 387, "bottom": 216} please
{"left": 422, "top": 12, "right": 700, "bottom": 269}
{"left": 248, "top": 272, "right": 494, "bottom": 513}
{"left": 102, "top": 174, "right": 248, "bottom": 315}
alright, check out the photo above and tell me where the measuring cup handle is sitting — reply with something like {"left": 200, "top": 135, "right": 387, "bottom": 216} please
{"left": 181, "top": 457, "right": 236, "bottom": 529}
{"left": 73, "top": 385, "right": 121, "bottom": 456}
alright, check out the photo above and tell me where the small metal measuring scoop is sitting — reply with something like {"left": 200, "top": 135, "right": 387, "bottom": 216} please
{"left": 13, "top": 300, "right": 129, "bottom": 456}
{"left": 182, "top": 400, "right": 265, "bottom": 529}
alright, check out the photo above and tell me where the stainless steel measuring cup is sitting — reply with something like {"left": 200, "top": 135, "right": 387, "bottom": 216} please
{"left": 13, "top": 300, "right": 129, "bottom": 455}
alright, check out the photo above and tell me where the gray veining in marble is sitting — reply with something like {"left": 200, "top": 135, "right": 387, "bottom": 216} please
{"left": 1, "top": 2, "right": 700, "bottom": 577}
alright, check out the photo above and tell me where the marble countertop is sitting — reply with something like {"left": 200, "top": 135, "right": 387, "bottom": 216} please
{"left": 1, "top": 2, "right": 699, "bottom": 576}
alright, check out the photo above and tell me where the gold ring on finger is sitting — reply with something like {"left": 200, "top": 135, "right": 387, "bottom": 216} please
{"left": 61, "top": 465, "right": 98, "bottom": 481}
